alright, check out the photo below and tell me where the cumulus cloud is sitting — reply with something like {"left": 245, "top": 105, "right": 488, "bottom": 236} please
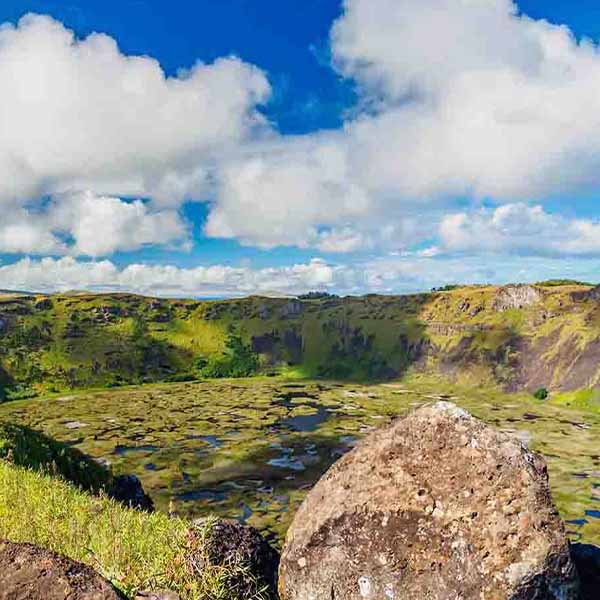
{"left": 1, "top": 253, "right": 598, "bottom": 298}
{"left": 202, "top": 0, "right": 600, "bottom": 253}
{"left": 4, "top": 1, "right": 600, "bottom": 272}
{"left": 0, "top": 13, "right": 270, "bottom": 258}
{"left": 439, "top": 204, "right": 600, "bottom": 256}
{"left": 0, "top": 191, "right": 189, "bottom": 256}
{"left": 0, "top": 13, "right": 270, "bottom": 206}
{"left": 0, "top": 257, "right": 347, "bottom": 297}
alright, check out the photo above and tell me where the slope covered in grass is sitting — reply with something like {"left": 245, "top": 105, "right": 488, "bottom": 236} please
{"left": 0, "top": 423, "right": 276, "bottom": 599}
{"left": 1, "top": 282, "right": 600, "bottom": 396}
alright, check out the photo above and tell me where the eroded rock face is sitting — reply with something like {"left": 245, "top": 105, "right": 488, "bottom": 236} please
{"left": 493, "top": 284, "right": 542, "bottom": 311}
{"left": 0, "top": 540, "right": 125, "bottom": 600}
{"left": 279, "top": 402, "right": 578, "bottom": 600}
{"left": 572, "top": 285, "right": 600, "bottom": 302}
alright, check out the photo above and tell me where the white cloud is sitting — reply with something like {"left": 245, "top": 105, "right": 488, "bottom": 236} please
{"left": 0, "top": 191, "right": 189, "bottom": 256}
{"left": 4, "top": 2, "right": 600, "bottom": 266}
{"left": 440, "top": 203, "right": 600, "bottom": 255}
{"left": 0, "top": 257, "right": 346, "bottom": 297}
{"left": 1, "top": 253, "right": 598, "bottom": 298}
{"left": 0, "top": 12, "right": 271, "bottom": 253}
{"left": 49, "top": 191, "right": 190, "bottom": 256}
{"left": 201, "top": 0, "right": 600, "bottom": 253}
{"left": 0, "top": 13, "right": 271, "bottom": 205}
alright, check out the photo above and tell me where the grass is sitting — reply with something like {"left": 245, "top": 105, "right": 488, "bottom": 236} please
{"left": 3, "top": 283, "right": 600, "bottom": 394}
{"left": 552, "top": 388, "right": 600, "bottom": 414}
{"left": 0, "top": 423, "right": 276, "bottom": 600}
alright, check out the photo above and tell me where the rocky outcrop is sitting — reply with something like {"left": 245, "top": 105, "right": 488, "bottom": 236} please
{"left": 279, "top": 402, "right": 578, "bottom": 600}
{"left": 493, "top": 284, "right": 542, "bottom": 311}
{"left": 189, "top": 519, "right": 279, "bottom": 599}
{"left": 110, "top": 474, "right": 154, "bottom": 511}
{"left": 571, "top": 544, "right": 600, "bottom": 600}
{"left": 0, "top": 540, "right": 126, "bottom": 599}
{"left": 571, "top": 285, "right": 600, "bottom": 302}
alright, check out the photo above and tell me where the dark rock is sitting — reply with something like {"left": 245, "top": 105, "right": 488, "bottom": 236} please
{"left": 34, "top": 298, "right": 53, "bottom": 311}
{"left": 110, "top": 474, "right": 154, "bottom": 511}
{"left": 279, "top": 402, "right": 579, "bottom": 600}
{"left": 572, "top": 285, "right": 600, "bottom": 302}
{"left": 571, "top": 544, "right": 600, "bottom": 600}
{"left": 189, "top": 518, "right": 279, "bottom": 599}
{"left": 0, "top": 540, "right": 126, "bottom": 599}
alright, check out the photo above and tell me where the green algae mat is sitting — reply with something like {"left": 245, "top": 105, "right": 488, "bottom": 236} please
{"left": 1, "top": 378, "right": 598, "bottom": 547}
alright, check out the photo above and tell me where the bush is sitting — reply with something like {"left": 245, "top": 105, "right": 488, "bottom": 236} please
{"left": 197, "top": 333, "right": 259, "bottom": 379}
{"left": 534, "top": 387, "right": 549, "bottom": 400}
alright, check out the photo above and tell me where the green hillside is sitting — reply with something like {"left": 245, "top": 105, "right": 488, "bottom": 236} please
{"left": 2, "top": 282, "right": 600, "bottom": 398}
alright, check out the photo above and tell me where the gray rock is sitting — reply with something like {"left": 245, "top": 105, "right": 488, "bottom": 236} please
{"left": 279, "top": 402, "right": 578, "bottom": 600}
{"left": 493, "top": 285, "right": 542, "bottom": 311}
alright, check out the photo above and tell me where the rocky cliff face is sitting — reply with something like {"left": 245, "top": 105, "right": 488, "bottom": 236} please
{"left": 2, "top": 282, "right": 600, "bottom": 394}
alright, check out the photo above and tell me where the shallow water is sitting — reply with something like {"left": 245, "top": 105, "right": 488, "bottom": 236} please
{"left": 1, "top": 378, "right": 599, "bottom": 547}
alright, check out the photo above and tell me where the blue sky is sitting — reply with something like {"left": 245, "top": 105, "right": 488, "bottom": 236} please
{"left": 0, "top": 0, "right": 600, "bottom": 297}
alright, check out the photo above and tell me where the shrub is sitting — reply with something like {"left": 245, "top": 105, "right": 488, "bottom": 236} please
{"left": 534, "top": 387, "right": 549, "bottom": 400}
{"left": 197, "top": 333, "right": 259, "bottom": 379}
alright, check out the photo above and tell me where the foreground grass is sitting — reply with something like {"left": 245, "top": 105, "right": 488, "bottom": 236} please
{"left": 0, "top": 423, "right": 275, "bottom": 599}
{"left": 0, "top": 461, "right": 190, "bottom": 596}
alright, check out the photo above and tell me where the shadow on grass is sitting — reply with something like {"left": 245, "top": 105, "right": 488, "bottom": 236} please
{"left": 0, "top": 421, "right": 112, "bottom": 493}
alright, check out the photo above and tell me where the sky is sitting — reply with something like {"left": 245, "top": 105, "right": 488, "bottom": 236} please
{"left": 1, "top": 0, "right": 600, "bottom": 297}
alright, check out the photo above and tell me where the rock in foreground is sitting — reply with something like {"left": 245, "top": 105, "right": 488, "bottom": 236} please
{"left": 571, "top": 544, "right": 600, "bottom": 600}
{"left": 0, "top": 540, "right": 126, "bottom": 599}
{"left": 279, "top": 402, "right": 579, "bottom": 600}
{"left": 189, "top": 518, "right": 279, "bottom": 599}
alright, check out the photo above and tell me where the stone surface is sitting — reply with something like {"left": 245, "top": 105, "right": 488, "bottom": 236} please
{"left": 0, "top": 540, "right": 125, "bottom": 600}
{"left": 493, "top": 284, "right": 542, "bottom": 311}
{"left": 571, "top": 544, "right": 600, "bottom": 600}
{"left": 279, "top": 402, "right": 579, "bottom": 600}
{"left": 189, "top": 518, "right": 279, "bottom": 599}
{"left": 110, "top": 474, "right": 154, "bottom": 511}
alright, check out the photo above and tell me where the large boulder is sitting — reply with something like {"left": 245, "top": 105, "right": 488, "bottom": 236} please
{"left": 279, "top": 402, "right": 579, "bottom": 600}
{"left": 0, "top": 540, "right": 125, "bottom": 599}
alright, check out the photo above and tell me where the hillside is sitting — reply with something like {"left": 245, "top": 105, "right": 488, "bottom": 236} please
{"left": 1, "top": 282, "right": 600, "bottom": 397}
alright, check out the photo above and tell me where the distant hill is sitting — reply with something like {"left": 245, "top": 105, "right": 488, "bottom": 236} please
{"left": 1, "top": 282, "right": 600, "bottom": 397}
{"left": 0, "top": 289, "right": 36, "bottom": 296}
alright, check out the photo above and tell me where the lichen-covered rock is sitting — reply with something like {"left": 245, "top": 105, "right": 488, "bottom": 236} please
{"left": 279, "top": 402, "right": 579, "bottom": 600}
{"left": 493, "top": 284, "right": 542, "bottom": 311}
{"left": 0, "top": 540, "right": 126, "bottom": 599}
{"left": 571, "top": 544, "right": 600, "bottom": 600}
{"left": 189, "top": 518, "right": 279, "bottom": 599}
